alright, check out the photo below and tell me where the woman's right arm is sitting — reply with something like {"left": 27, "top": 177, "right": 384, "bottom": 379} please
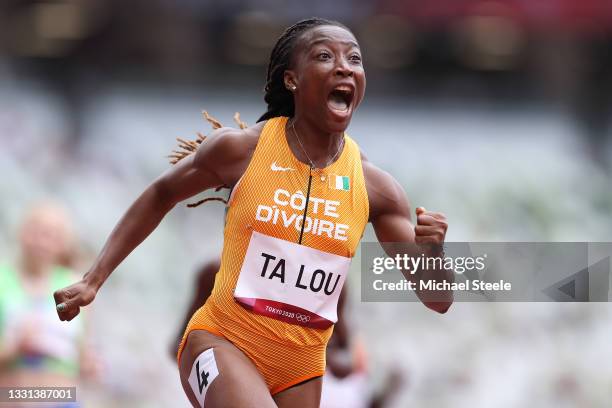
{"left": 54, "top": 127, "right": 250, "bottom": 321}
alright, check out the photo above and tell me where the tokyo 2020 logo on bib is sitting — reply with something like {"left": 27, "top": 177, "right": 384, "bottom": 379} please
{"left": 234, "top": 231, "right": 351, "bottom": 329}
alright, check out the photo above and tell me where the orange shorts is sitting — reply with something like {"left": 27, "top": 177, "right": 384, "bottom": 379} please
{"left": 177, "top": 301, "right": 327, "bottom": 395}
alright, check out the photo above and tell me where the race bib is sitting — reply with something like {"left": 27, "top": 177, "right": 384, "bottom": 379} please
{"left": 234, "top": 231, "right": 351, "bottom": 329}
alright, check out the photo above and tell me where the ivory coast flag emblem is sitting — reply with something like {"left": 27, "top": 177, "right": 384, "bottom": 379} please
{"left": 329, "top": 174, "right": 350, "bottom": 191}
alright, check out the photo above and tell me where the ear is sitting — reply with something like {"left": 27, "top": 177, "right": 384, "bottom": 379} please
{"left": 284, "top": 70, "right": 298, "bottom": 91}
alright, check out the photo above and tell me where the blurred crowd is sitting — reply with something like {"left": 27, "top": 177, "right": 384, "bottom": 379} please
{"left": 1, "top": 0, "right": 612, "bottom": 166}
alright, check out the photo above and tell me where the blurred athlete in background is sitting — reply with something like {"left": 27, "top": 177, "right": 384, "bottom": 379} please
{"left": 0, "top": 202, "right": 98, "bottom": 405}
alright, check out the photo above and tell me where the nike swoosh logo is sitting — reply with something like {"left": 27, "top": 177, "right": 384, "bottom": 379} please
{"left": 271, "top": 162, "right": 295, "bottom": 172}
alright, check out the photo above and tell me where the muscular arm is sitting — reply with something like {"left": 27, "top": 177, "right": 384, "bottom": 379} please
{"left": 364, "top": 159, "right": 454, "bottom": 314}
{"left": 55, "top": 126, "right": 259, "bottom": 321}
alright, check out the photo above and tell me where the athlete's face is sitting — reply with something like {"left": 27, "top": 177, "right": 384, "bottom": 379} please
{"left": 19, "top": 205, "right": 72, "bottom": 268}
{"left": 285, "top": 25, "right": 366, "bottom": 132}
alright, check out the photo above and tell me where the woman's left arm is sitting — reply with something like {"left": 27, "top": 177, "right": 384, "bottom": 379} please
{"left": 364, "top": 160, "right": 454, "bottom": 313}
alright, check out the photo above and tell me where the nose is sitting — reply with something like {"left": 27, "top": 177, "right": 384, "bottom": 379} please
{"left": 334, "top": 57, "right": 353, "bottom": 77}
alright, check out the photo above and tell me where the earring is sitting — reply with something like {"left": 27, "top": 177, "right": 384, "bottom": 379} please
{"left": 290, "top": 85, "right": 297, "bottom": 91}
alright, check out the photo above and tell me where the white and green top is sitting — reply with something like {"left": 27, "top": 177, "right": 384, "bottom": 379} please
{"left": 0, "top": 263, "right": 84, "bottom": 377}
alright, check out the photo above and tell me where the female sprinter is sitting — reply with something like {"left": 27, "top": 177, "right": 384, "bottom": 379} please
{"left": 54, "top": 18, "right": 452, "bottom": 407}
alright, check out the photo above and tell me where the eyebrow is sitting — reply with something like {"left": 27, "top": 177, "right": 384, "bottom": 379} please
{"left": 309, "top": 37, "right": 360, "bottom": 49}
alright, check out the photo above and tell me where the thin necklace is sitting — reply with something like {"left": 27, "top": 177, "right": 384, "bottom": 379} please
{"left": 291, "top": 119, "right": 344, "bottom": 169}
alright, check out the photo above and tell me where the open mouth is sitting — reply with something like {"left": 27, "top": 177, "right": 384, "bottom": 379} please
{"left": 327, "top": 87, "right": 354, "bottom": 112}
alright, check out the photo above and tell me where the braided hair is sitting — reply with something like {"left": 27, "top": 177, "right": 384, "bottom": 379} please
{"left": 258, "top": 17, "right": 349, "bottom": 122}
{"left": 168, "top": 19, "right": 351, "bottom": 207}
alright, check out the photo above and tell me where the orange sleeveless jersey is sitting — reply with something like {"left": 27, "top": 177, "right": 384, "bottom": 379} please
{"left": 177, "top": 116, "right": 369, "bottom": 394}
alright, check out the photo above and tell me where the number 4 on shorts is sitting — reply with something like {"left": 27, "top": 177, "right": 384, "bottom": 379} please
{"left": 196, "top": 361, "right": 210, "bottom": 393}
{"left": 188, "top": 349, "right": 219, "bottom": 407}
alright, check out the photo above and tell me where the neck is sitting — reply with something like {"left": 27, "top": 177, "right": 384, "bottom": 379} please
{"left": 19, "top": 255, "right": 51, "bottom": 280}
{"left": 288, "top": 114, "right": 345, "bottom": 168}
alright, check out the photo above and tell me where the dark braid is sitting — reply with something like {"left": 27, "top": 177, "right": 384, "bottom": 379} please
{"left": 258, "top": 18, "right": 349, "bottom": 122}
{"left": 168, "top": 111, "right": 248, "bottom": 207}
{"left": 167, "top": 19, "right": 351, "bottom": 207}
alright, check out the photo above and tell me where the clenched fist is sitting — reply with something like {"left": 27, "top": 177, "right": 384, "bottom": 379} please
{"left": 414, "top": 206, "right": 448, "bottom": 246}
{"left": 53, "top": 280, "right": 97, "bottom": 321}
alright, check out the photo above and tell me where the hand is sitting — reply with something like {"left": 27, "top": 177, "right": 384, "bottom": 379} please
{"left": 80, "top": 347, "right": 105, "bottom": 381}
{"left": 53, "top": 279, "right": 97, "bottom": 321}
{"left": 16, "top": 322, "right": 44, "bottom": 356}
{"left": 414, "top": 206, "right": 448, "bottom": 248}
{"left": 326, "top": 347, "right": 355, "bottom": 379}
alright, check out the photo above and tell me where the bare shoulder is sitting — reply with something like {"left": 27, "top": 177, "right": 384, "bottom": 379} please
{"left": 360, "top": 150, "right": 411, "bottom": 221}
{"left": 194, "top": 121, "right": 266, "bottom": 186}
{"left": 194, "top": 121, "right": 264, "bottom": 165}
